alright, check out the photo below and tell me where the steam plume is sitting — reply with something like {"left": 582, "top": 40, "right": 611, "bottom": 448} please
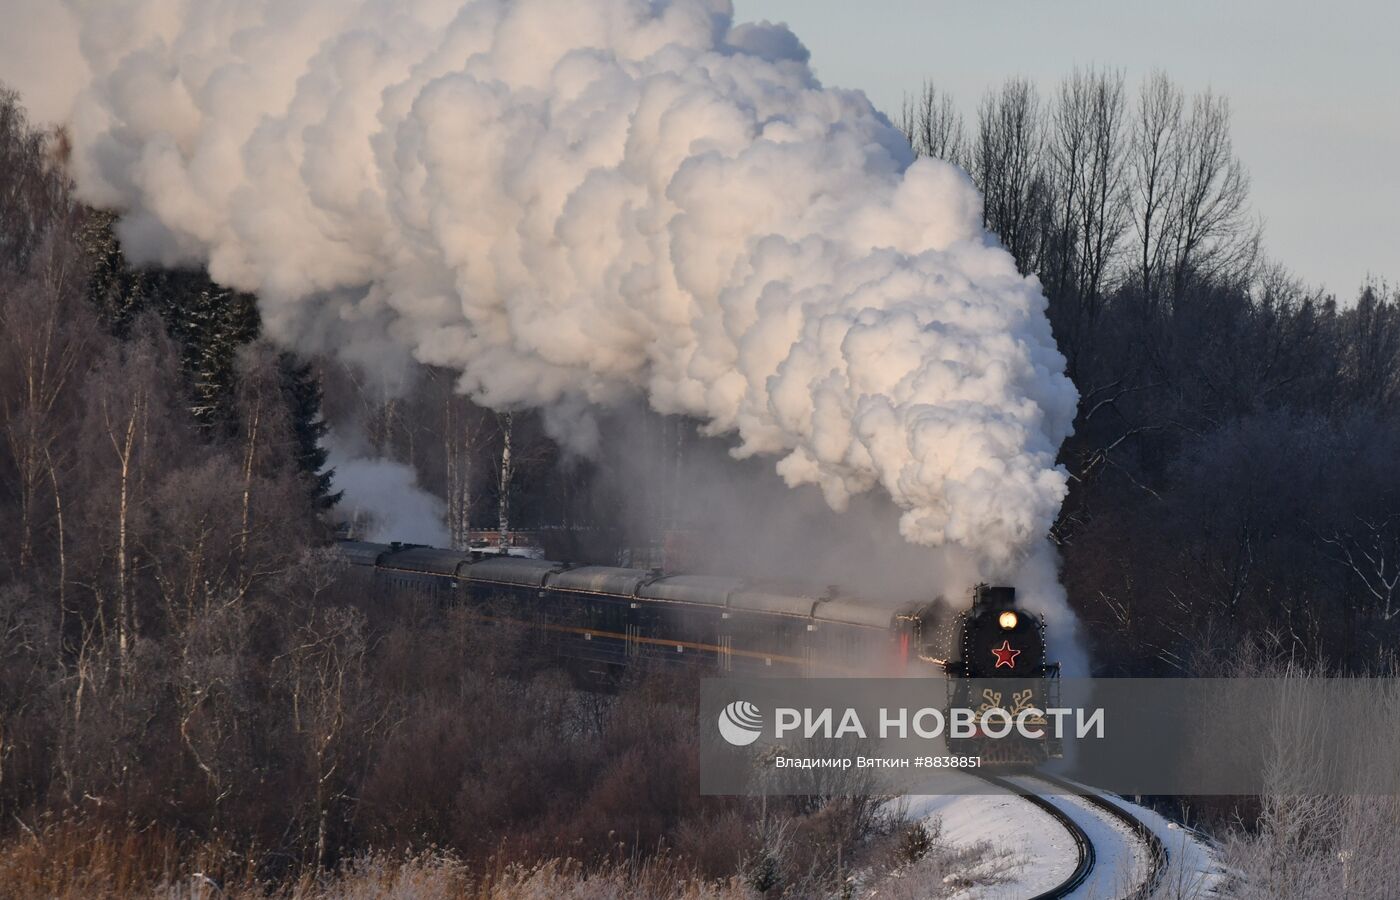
{"left": 326, "top": 432, "right": 450, "bottom": 546}
{"left": 10, "top": 0, "right": 1077, "bottom": 577}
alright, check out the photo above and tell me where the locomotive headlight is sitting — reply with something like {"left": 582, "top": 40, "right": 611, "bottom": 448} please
{"left": 998, "top": 611, "right": 1019, "bottom": 630}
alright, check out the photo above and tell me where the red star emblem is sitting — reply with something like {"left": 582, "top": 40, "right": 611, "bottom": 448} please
{"left": 991, "top": 640, "right": 1021, "bottom": 669}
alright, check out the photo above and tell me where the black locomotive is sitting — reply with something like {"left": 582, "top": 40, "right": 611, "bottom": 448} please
{"left": 910, "top": 584, "right": 1063, "bottom": 763}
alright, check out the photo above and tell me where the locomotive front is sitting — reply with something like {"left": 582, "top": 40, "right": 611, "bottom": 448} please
{"left": 914, "top": 584, "right": 1062, "bottom": 766}
{"left": 956, "top": 586, "right": 1046, "bottom": 678}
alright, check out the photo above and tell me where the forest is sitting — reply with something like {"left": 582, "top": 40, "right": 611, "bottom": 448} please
{"left": 896, "top": 71, "right": 1400, "bottom": 673}
{"left": 0, "top": 64, "right": 1398, "bottom": 896}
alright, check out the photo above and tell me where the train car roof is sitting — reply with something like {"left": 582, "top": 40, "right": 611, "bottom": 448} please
{"left": 728, "top": 587, "right": 819, "bottom": 618}
{"left": 637, "top": 574, "right": 744, "bottom": 607}
{"left": 547, "top": 566, "right": 653, "bottom": 597}
{"left": 382, "top": 546, "right": 470, "bottom": 576}
{"left": 335, "top": 540, "right": 393, "bottom": 566}
{"left": 813, "top": 597, "right": 899, "bottom": 629}
{"left": 337, "top": 539, "right": 913, "bottom": 629}
{"left": 461, "top": 556, "right": 566, "bottom": 587}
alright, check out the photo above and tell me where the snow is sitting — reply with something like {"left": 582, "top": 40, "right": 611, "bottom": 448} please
{"left": 1028, "top": 775, "right": 1225, "bottom": 898}
{"left": 892, "top": 771, "right": 1224, "bottom": 899}
{"left": 895, "top": 772, "right": 1079, "bottom": 899}
{"left": 1104, "top": 794, "right": 1225, "bottom": 898}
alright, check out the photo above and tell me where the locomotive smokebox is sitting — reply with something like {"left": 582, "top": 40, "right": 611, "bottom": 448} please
{"left": 973, "top": 584, "right": 1017, "bottom": 609}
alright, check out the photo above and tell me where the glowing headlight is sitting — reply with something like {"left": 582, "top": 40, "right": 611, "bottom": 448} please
{"left": 998, "top": 611, "right": 1019, "bottom": 630}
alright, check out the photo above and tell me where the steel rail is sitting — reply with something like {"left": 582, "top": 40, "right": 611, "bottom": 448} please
{"left": 1029, "top": 772, "right": 1168, "bottom": 900}
{"left": 971, "top": 771, "right": 1096, "bottom": 899}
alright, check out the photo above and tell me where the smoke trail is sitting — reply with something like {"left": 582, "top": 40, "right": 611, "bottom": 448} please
{"left": 14, "top": 0, "right": 1078, "bottom": 578}
{"left": 325, "top": 432, "right": 450, "bottom": 546}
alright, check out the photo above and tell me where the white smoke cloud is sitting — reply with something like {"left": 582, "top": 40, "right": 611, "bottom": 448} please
{"left": 326, "top": 432, "right": 450, "bottom": 547}
{"left": 15, "top": 0, "right": 1078, "bottom": 578}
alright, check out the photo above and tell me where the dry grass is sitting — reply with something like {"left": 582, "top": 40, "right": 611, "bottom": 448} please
{"left": 0, "top": 819, "right": 254, "bottom": 900}
{"left": 864, "top": 846, "right": 1011, "bottom": 899}
{"left": 0, "top": 833, "right": 758, "bottom": 900}
{"left": 0, "top": 809, "right": 1003, "bottom": 899}
{"left": 860, "top": 824, "right": 1012, "bottom": 900}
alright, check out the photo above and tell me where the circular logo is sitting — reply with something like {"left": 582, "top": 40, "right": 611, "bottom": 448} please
{"left": 717, "top": 700, "right": 763, "bottom": 746}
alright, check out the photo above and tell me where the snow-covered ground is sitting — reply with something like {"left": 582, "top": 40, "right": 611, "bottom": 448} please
{"left": 1107, "top": 793, "right": 1224, "bottom": 899}
{"left": 895, "top": 771, "right": 1079, "bottom": 899}
{"left": 1005, "top": 776, "right": 1146, "bottom": 899}
{"left": 891, "top": 772, "right": 1224, "bottom": 899}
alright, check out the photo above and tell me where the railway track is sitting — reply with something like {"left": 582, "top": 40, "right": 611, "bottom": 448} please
{"left": 973, "top": 771, "right": 1094, "bottom": 899}
{"left": 972, "top": 771, "right": 1167, "bottom": 899}
{"left": 1032, "top": 772, "right": 1168, "bottom": 899}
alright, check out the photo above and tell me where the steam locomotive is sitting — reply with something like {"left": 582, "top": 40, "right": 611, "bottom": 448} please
{"left": 337, "top": 540, "right": 1059, "bottom": 758}
{"left": 915, "top": 584, "right": 1064, "bottom": 762}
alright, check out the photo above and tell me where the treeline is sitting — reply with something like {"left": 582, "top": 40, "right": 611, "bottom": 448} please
{"left": 903, "top": 70, "right": 1258, "bottom": 346}
{"left": 321, "top": 368, "right": 699, "bottom": 564}
{"left": 0, "top": 85, "right": 340, "bottom": 867}
{"left": 0, "top": 87, "right": 899, "bottom": 896}
{"left": 901, "top": 70, "right": 1400, "bottom": 671}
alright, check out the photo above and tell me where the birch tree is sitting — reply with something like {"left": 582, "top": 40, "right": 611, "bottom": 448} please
{"left": 80, "top": 322, "right": 184, "bottom": 671}
{"left": 496, "top": 411, "right": 514, "bottom": 550}
{"left": 441, "top": 381, "right": 492, "bottom": 551}
{"left": 0, "top": 224, "right": 90, "bottom": 573}
{"left": 279, "top": 604, "right": 368, "bottom": 869}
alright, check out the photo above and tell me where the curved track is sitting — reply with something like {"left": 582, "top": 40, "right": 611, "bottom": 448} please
{"left": 1031, "top": 772, "right": 1168, "bottom": 899}
{"left": 972, "top": 771, "right": 1166, "bottom": 899}
{"left": 973, "top": 771, "right": 1093, "bottom": 899}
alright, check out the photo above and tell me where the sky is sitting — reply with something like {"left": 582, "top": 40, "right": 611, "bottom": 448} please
{"left": 1, "top": 0, "right": 1392, "bottom": 297}
{"left": 736, "top": 0, "right": 1398, "bottom": 298}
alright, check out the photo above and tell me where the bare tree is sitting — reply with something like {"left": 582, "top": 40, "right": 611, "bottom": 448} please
{"left": 279, "top": 603, "right": 369, "bottom": 869}
{"left": 496, "top": 411, "right": 514, "bottom": 549}
{"left": 0, "top": 88, "right": 74, "bottom": 270}
{"left": 74, "top": 322, "right": 187, "bottom": 676}
{"left": 1129, "top": 71, "right": 1186, "bottom": 303}
{"left": 100, "top": 366, "right": 148, "bottom": 668}
{"left": 1322, "top": 515, "right": 1400, "bottom": 622}
{"left": 233, "top": 347, "right": 281, "bottom": 565}
{"left": 1129, "top": 73, "right": 1256, "bottom": 300}
{"left": 1069, "top": 68, "right": 1130, "bottom": 302}
{"left": 172, "top": 597, "right": 251, "bottom": 814}
{"left": 900, "top": 81, "right": 967, "bottom": 167}
{"left": 442, "top": 380, "right": 492, "bottom": 551}
{"left": 1043, "top": 68, "right": 1131, "bottom": 368}
{"left": 0, "top": 234, "right": 90, "bottom": 571}
{"left": 972, "top": 78, "right": 1049, "bottom": 273}
{"left": 1169, "top": 89, "right": 1258, "bottom": 292}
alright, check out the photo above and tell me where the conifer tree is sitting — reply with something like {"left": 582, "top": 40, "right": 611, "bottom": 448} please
{"left": 279, "top": 354, "right": 341, "bottom": 510}
{"left": 79, "top": 215, "right": 338, "bottom": 508}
